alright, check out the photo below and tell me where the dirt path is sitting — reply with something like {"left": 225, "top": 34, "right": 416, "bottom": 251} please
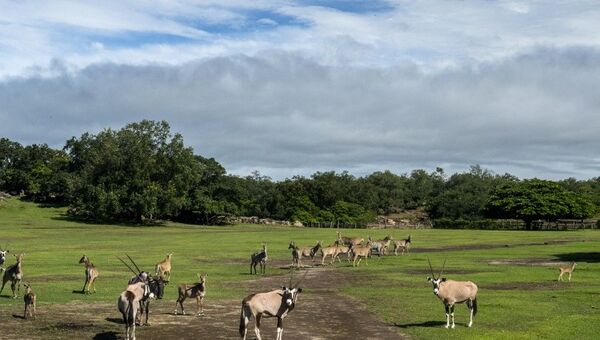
{"left": 0, "top": 265, "right": 407, "bottom": 340}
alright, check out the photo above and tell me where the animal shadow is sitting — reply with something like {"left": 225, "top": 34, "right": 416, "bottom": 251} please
{"left": 12, "top": 314, "right": 26, "bottom": 319}
{"left": 93, "top": 331, "right": 119, "bottom": 340}
{"left": 105, "top": 317, "right": 124, "bottom": 324}
{"left": 72, "top": 290, "right": 86, "bottom": 294}
{"left": 393, "top": 320, "right": 447, "bottom": 328}
{"left": 553, "top": 252, "right": 600, "bottom": 263}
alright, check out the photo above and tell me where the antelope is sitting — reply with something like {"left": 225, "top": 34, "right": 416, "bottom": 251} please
{"left": 78, "top": 255, "right": 99, "bottom": 294}
{"left": 1, "top": 253, "right": 23, "bottom": 298}
{"left": 332, "top": 244, "right": 352, "bottom": 263}
{"left": 239, "top": 273, "right": 303, "bottom": 340}
{"left": 155, "top": 253, "right": 173, "bottom": 282}
{"left": 288, "top": 241, "right": 321, "bottom": 267}
{"left": 336, "top": 232, "right": 363, "bottom": 247}
{"left": 250, "top": 244, "right": 268, "bottom": 274}
{"left": 118, "top": 281, "right": 152, "bottom": 340}
{"left": 0, "top": 242, "right": 8, "bottom": 270}
{"left": 138, "top": 275, "right": 165, "bottom": 326}
{"left": 320, "top": 244, "right": 341, "bottom": 265}
{"left": 558, "top": 262, "right": 577, "bottom": 282}
{"left": 393, "top": 235, "right": 412, "bottom": 255}
{"left": 350, "top": 242, "right": 372, "bottom": 267}
{"left": 23, "top": 282, "right": 36, "bottom": 320}
{"left": 369, "top": 236, "right": 393, "bottom": 256}
{"left": 174, "top": 273, "right": 207, "bottom": 316}
{"left": 427, "top": 258, "right": 478, "bottom": 328}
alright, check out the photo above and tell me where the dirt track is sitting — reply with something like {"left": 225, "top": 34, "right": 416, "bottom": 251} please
{"left": 0, "top": 265, "right": 407, "bottom": 340}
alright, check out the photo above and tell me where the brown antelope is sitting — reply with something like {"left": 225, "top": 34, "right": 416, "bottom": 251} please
{"left": 250, "top": 244, "right": 268, "bottom": 274}
{"left": 174, "top": 273, "right": 207, "bottom": 316}
{"left": 332, "top": 243, "right": 352, "bottom": 263}
{"left": 558, "top": 262, "right": 577, "bottom": 282}
{"left": 155, "top": 253, "right": 172, "bottom": 282}
{"left": 336, "top": 231, "right": 363, "bottom": 247}
{"left": 79, "top": 255, "right": 99, "bottom": 294}
{"left": 320, "top": 244, "right": 341, "bottom": 265}
{"left": 288, "top": 241, "right": 321, "bottom": 267}
{"left": 369, "top": 236, "right": 393, "bottom": 256}
{"left": 239, "top": 273, "right": 303, "bottom": 340}
{"left": 1, "top": 253, "right": 23, "bottom": 298}
{"left": 23, "top": 282, "right": 36, "bottom": 320}
{"left": 350, "top": 241, "right": 372, "bottom": 267}
{"left": 118, "top": 281, "right": 152, "bottom": 340}
{"left": 427, "top": 258, "right": 478, "bottom": 328}
{"left": 393, "top": 235, "right": 411, "bottom": 255}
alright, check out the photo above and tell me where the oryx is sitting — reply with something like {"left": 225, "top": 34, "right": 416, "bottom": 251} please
{"left": 117, "top": 281, "right": 152, "bottom": 340}
{"left": 154, "top": 253, "right": 172, "bottom": 282}
{"left": 78, "top": 255, "right": 99, "bottom": 294}
{"left": 1, "top": 252, "right": 24, "bottom": 298}
{"left": 239, "top": 271, "right": 303, "bottom": 340}
{"left": 117, "top": 254, "right": 161, "bottom": 326}
{"left": 174, "top": 273, "right": 207, "bottom": 316}
{"left": 427, "top": 258, "right": 478, "bottom": 328}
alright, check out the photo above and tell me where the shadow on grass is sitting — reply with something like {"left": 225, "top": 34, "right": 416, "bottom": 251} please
{"left": 51, "top": 215, "right": 167, "bottom": 228}
{"left": 393, "top": 320, "right": 446, "bottom": 328}
{"left": 93, "top": 331, "right": 119, "bottom": 340}
{"left": 12, "top": 314, "right": 25, "bottom": 319}
{"left": 105, "top": 317, "right": 124, "bottom": 325}
{"left": 553, "top": 252, "right": 600, "bottom": 263}
{"left": 72, "top": 290, "right": 86, "bottom": 294}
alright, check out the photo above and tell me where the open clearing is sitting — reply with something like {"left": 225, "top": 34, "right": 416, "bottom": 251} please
{"left": 1, "top": 198, "right": 600, "bottom": 339}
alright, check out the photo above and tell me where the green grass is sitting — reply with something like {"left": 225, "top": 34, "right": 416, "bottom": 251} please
{"left": 1, "top": 198, "right": 600, "bottom": 339}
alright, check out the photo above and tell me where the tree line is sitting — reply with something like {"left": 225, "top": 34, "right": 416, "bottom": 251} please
{"left": 1, "top": 120, "right": 598, "bottom": 228}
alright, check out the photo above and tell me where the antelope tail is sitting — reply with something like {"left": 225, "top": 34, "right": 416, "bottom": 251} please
{"left": 238, "top": 303, "right": 246, "bottom": 337}
{"left": 472, "top": 298, "right": 478, "bottom": 316}
{"left": 125, "top": 291, "right": 135, "bottom": 325}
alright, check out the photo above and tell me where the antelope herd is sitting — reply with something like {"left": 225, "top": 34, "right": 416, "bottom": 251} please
{"left": 0, "top": 230, "right": 585, "bottom": 339}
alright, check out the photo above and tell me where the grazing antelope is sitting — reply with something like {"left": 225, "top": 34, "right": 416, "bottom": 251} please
{"left": 558, "top": 262, "right": 577, "bottom": 282}
{"left": 78, "top": 255, "right": 99, "bottom": 294}
{"left": 23, "top": 282, "right": 36, "bottom": 320}
{"left": 118, "top": 281, "right": 152, "bottom": 340}
{"left": 250, "top": 244, "right": 268, "bottom": 275}
{"left": 155, "top": 253, "right": 173, "bottom": 282}
{"left": 350, "top": 242, "right": 372, "bottom": 267}
{"left": 427, "top": 258, "right": 478, "bottom": 328}
{"left": 174, "top": 273, "right": 207, "bottom": 316}
{"left": 336, "top": 232, "right": 363, "bottom": 247}
{"left": 1, "top": 253, "right": 24, "bottom": 298}
{"left": 138, "top": 275, "right": 165, "bottom": 326}
{"left": 393, "top": 235, "right": 412, "bottom": 255}
{"left": 289, "top": 241, "right": 321, "bottom": 267}
{"left": 239, "top": 273, "right": 303, "bottom": 340}
{"left": 369, "top": 236, "right": 393, "bottom": 256}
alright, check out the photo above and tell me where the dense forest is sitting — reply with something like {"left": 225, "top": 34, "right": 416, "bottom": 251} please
{"left": 1, "top": 120, "right": 598, "bottom": 228}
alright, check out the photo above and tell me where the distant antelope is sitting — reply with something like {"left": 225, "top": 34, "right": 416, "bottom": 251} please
{"left": 0, "top": 242, "right": 9, "bottom": 270}
{"left": 155, "top": 253, "right": 173, "bottom": 282}
{"left": 23, "top": 282, "right": 36, "bottom": 320}
{"left": 336, "top": 232, "right": 363, "bottom": 247}
{"left": 350, "top": 242, "right": 372, "bottom": 267}
{"left": 393, "top": 235, "right": 411, "bottom": 255}
{"left": 332, "top": 244, "right": 352, "bottom": 263}
{"left": 174, "top": 273, "right": 207, "bottom": 316}
{"left": 369, "top": 236, "right": 393, "bottom": 256}
{"left": 558, "top": 262, "right": 577, "bottom": 282}
{"left": 239, "top": 281, "right": 302, "bottom": 340}
{"left": 118, "top": 281, "right": 152, "bottom": 340}
{"left": 320, "top": 244, "right": 341, "bottom": 265}
{"left": 427, "top": 258, "right": 478, "bottom": 328}
{"left": 1, "top": 253, "right": 24, "bottom": 298}
{"left": 289, "top": 241, "right": 321, "bottom": 267}
{"left": 250, "top": 244, "right": 268, "bottom": 274}
{"left": 78, "top": 255, "right": 99, "bottom": 294}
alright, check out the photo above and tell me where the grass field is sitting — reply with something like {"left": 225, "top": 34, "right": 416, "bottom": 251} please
{"left": 1, "top": 198, "right": 599, "bottom": 339}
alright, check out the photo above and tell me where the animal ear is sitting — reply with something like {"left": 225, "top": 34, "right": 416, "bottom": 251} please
{"left": 427, "top": 277, "right": 432, "bottom": 281}
{"left": 297, "top": 288, "right": 303, "bottom": 293}
{"left": 282, "top": 286, "right": 287, "bottom": 290}
{"left": 441, "top": 278, "right": 447, "bottom": 282}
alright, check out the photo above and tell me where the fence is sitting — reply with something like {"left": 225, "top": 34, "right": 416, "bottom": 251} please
{"left": 432, "top": 218, "right": 599, "bottom": 230}
{"left": 302, "top": 221, "right": 432, "bottom": 229}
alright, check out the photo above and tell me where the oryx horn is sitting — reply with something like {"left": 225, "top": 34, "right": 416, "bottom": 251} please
{"left": 427, "top": 257, "right": 436, "bottom": 278}
{"left": 117, "top": 256, "right": 138, "bottom": 276}
{"left": 439, "top": 259, "right": 447, "bottom": 278}
{"left": 126, "top": 253, "right": 143, "bottom": 274}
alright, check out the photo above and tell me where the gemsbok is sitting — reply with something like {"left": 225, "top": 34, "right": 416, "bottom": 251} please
{"left": 350, "top": 241, "right": 372, "bottom": 267}
{"left": 174, "top": 273, "right": 207, "bottom": 316}
{"left": 155, "top": 253, "right": 173, "bottom": 282}
{"left": 427, "top": 258, "right": 478, "bottom": 328}
{"left": 289, "top": 241, "right": 321, "bottom": 267}
{"left": 78, "top": 255, "right": 99, "bottom": 294}
{"left": 250, "top": 244, "right": 268, "bottom": 274}
{"left": 1, "top": 253, "right": 24, "bottom": 298}
{"left": 118, "top": 281, "right": 152, "bottom": 340}
{"left": 239, "top": 273, "right": 303, "bottom": 340}
{"left": 393, "top": 235, "right": 412, "bottom": 255}
{"left": 23, "top": 282, "right": 36, "bottom": 320}
{"left": 336, "top": 232, "right": 363, "bottom": 247}
{"left": 558, "top": 262, "right": 577, "bottom": 282}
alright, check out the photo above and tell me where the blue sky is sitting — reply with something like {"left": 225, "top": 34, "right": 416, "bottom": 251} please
{"left": 1, "top": 1, "right": 600, "bottom": 179}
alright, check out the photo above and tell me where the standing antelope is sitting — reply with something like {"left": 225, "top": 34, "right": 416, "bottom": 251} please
{"left": 369, "top": 236, "right": 393, "bottom": 256}
{"left": 350, "top": 242, "right": 372, "bottom": 267}
{"left": 118, "top": 281, "right": 152, "bottom": 340}
{"left": 320, "top": 244, "right": 341, "bottom": 265}
{"left": 332, "top": 244, "right": 352, "bottom": 263}
{"left": 250, "top": 244, "right": 268, "bottom": 274}
{"left": 138, "top": 275, "right": 165, "bottom": 326}
{"left": 0, "top": 242, "right": 9, "bottom": 271}
{"left": 23, "top": 282, "right": 36, "bottom": 320}
{"left": 289, "top": 241, "right": 321, "bottom": 267}
{"left": 558, "top": 262, "right": 577, "bottom": 282}
{"left": 79, "top": 255, "right": 99, "bottom": 294}
{"left": 174, "top": 273, "right": 207, "bottom": 316}
{"left": 155, "top": 253, "right": 173, "bottom": 282}
{"left": 393, "top": 235, "right": 412, "bottom": 255}
{"left": 239, "top": 285, "right": 302, "bottom": 340}
{"left": 336, "top": 232, "right": 363, "bottom": 247}
{"left": 427, "top": 258, "right": 478, "bottom": 328}
{"left": 1, "top": 253, "right": 23, "bottom": 298}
